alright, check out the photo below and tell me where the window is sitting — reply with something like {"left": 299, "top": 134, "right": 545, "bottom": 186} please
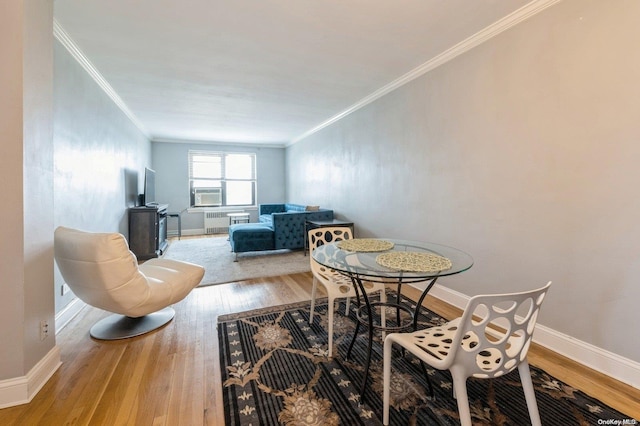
{"left": 189, "top": 150, "right": 256, "bottom": 207}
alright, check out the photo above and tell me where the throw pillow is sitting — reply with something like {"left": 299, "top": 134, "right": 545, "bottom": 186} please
{"left": 305, "top": 205, "right": 320, "bottom": 211}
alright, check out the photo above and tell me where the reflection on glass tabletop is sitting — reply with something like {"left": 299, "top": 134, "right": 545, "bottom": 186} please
{"left": 311, "top": 239, "right": 473, "bottom": 281}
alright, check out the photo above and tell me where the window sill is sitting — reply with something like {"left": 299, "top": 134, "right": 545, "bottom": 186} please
{"left": 187, "top": 206, "right": 257, "bottom": 214}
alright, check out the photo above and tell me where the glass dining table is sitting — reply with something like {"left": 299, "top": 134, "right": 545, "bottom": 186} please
{"left": 311, "top": 238, "right": 474, "bottom": 399}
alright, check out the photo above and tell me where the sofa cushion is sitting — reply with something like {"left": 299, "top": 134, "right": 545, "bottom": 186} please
{"left": 228, "top": 224, "right": 275, "bottom": 253}
{"left": 258, "top": 214, "right": 273, "bottom": 225}
{"left": 258, "top": 204, "right": 286, "bottom": 215}
{"left": 284, "top": 203, "right": 306, "bottom": 213}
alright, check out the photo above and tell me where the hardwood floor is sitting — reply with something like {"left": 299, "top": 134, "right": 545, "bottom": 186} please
{"left": 1, "top": 272, "right": 638, "bottom": 425}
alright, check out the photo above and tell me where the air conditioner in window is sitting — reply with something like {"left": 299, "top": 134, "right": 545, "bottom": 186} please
{"left": 194, "top": 188, "right": 222, "bottom": 207}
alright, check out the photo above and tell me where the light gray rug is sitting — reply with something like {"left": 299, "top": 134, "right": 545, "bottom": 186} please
{"left": 162, "top": 236, "right": 311, "bottom": 286}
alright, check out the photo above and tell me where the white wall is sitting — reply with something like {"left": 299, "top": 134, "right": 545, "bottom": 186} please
{"left": 0, "top": 0, "right": 56, "bottom": 386}
{"left": 53, "top": 39, "right": 152, "bottom": 313}
{"left": 287, "top": 0, "right": 640, "bottom": 363}
{"left": 23, "top": 0, "right": 56, "bottom": 374}
{"left": 0, "top": 3, "right": 151, "bottom": 403}
{"left": 152, "top": 141, "right": 286, "bottom": 233}
{"left": 0, "top": 0, "right": 29, "bottom": 381}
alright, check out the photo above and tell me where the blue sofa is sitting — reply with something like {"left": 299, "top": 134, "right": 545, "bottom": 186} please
{"left": 258, "top": 203, "right": 333, "bottom": 249}
{"left": 228, "top": 203, "right": 333, "bottom": 257}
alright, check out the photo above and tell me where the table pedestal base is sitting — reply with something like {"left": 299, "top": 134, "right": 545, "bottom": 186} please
{"left": 346, "top": 277, "right": 440, "bottom": 402}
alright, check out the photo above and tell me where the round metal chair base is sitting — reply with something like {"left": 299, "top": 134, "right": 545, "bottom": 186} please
{"left": 89, "top": 307, "right": 175, "bottom": 340}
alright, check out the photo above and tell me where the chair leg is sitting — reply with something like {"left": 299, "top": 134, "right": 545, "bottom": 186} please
{"left": 451, "top": 372, "right": 472, "bottom": 426}
{"left": 380, "top": 288, "right": 387, "bottom": 341}
{"left": 383, "top": 336, "right": 394, "bottom": 425}
{"left": 518, "top": 361, "right": 542, "bottom": 426}
{"left": 345, "top": 296, "right": 350, "bottom": 316}
{"left": 419, "top": 360, "right": 435, "bottom": 398}
{"left": 309, "top": 278, "right": 318, "bottom": 324}
{"left": 327, "top": 296, "right": 335, "bottom": 357}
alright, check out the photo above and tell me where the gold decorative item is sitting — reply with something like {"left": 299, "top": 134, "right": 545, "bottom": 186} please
{"left": 337, "top": 238, "right": 395, "bottom": 252}
{"left": 376, "top": 252, "right": 452, "bottom": 272}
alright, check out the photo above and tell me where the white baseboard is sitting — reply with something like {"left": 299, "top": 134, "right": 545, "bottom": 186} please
{"left": 55, "top": 297, "right": 86, "bottom": 334}
{"left": 0, "top": 299, "right": 83, "bottom": 408}
{"left": 0, "top": 346, "right": 62, "bottom": 409}
{"left": 421, "top": 283, "right": 640, "bottom": 389}
{"left": 181, "top": 228, "right": 206, "bottom": 236}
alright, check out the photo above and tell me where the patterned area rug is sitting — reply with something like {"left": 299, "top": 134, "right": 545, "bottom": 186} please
{"left": 162, "top": 236, "right": 310, "bottom": 286}
{"left": 218, "top": 297, "right": 631, "bottom": 425}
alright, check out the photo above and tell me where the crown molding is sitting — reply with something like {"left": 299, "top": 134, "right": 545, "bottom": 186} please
{"left": 152, "top": 137, "right": 287, "bottom": 149}
{"left": 53, "top": 19, "right": 150, "bottom": 139}
{"left": 289, "top": 0, "right": 562, "bottom": 145}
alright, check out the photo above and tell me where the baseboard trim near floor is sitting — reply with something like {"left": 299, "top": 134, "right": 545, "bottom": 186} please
{"left": 0, "top": 298, "right": 85, "bottom": 409}
{"left": 181, "top": 228, "right": 206, "bottom": 237}
{"left": 55, "top": 297, "right": 86, "bottom": 334}
{"left": 424, "top": 283, "right": 640, "bottom": 390}
{"left": 0, "top": 346, "right": 61, "bottom": 409}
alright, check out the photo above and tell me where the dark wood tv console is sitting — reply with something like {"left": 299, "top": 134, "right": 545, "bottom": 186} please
{"left": 129, "top": 204, "right": 169, "bottom": 260}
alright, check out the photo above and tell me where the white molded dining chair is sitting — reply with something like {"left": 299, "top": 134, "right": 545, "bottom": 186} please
{"left": 383, "top": 281, "right": 551, "bottom": 426}
{"left": 308, "top": 227, "right": 387, "bottom": 357}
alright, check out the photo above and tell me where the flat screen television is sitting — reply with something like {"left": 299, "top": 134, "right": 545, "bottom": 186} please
{"left": 143, "top": 167, "right": 157, "bottom": 206}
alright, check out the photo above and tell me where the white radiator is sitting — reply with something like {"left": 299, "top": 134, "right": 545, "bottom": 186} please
{"left": 204, "top": 210, "right": 243, "bottom": 234}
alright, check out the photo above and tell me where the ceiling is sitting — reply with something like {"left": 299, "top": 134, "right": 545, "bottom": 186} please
{"left": 54, "top": 0, "right": 535, "bottom": 146}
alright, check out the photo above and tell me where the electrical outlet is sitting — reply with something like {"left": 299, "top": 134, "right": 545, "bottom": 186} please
{"left": 40, "top": 320, "right": 49, "bottom": 341}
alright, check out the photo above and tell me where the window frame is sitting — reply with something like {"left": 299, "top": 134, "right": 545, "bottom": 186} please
{"left": 188, "top": 150, "right": 257, "bottom": 208}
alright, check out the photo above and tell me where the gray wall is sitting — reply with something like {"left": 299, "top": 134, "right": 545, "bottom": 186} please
{"left": 152, "top": 141, "right": 285, "bottom": 233}
{"left": 287, "top": 0, "right": 640, "bottom": 362}
{"left": 0, "top": 0, "right": 55, "bottom": 380}
{"left": 53, "top": 39, "right": 151, "bottom": 313}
